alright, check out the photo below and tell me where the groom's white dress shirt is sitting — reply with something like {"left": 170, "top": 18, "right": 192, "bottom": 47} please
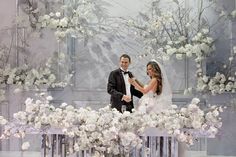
{"left": 120, "top": 68, "right": 131, "bottom": 96}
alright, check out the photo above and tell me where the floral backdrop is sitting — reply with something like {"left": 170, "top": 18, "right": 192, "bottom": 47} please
{"left": 0, "top": 0, "right": 236, "bottom": 156}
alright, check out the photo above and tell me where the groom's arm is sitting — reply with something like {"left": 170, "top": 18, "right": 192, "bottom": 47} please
{"left": 107, "top": 71, "right": 123, "bottom": 100}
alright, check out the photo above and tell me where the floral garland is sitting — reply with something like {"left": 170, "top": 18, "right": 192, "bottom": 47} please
{"left": 0, "top": 93, "right": 224, "bottom": 156}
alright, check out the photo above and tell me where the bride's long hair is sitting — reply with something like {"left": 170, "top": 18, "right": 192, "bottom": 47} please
{"left": 147, "top": 61, "right": 162, "bottom": 95}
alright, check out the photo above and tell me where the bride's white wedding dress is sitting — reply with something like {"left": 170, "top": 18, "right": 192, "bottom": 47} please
{"left": 138, "top": 88, "right": 171, "bottom": 113}
{"left": 137, "top": 60, "right": 173, "bottom": 114}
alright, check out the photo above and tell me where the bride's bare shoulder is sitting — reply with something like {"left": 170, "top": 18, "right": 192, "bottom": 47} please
{"left": 151, "top": 78, "right": 158, "bottom": 83}
{"left": 147, "top": 78, "right": 157, "bottom": 87}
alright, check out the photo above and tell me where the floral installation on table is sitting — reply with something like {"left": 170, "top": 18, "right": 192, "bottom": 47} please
{"left": 0, "top": 93, "right": 224, "bottom": 156}
{"left": 125, "top": 0, "right": 236, "bottom": 95}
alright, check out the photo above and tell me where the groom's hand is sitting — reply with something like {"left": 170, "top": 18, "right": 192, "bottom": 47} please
{"left": 122, "top": 95, "right": 132, "bottom": 102}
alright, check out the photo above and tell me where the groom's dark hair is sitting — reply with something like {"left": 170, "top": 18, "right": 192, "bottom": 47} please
{"left": 120, "top": 54, "right": 131, "bottom": 62}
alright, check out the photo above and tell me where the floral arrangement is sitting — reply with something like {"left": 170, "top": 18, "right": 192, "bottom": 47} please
{"left": 0, "top": 50, "right": 73, "bottom": 102}
{"left": 0, "top": 0, "right": 74, "bottom": 103}
{"left": 0, "top": 93, "right": 224, "bottom": 156}
{"left": 126, "top": 0, "right": 236, "bottom": 95}
{"left": 36, "top": 0, "right": 110, "bottom": 41}
{"left": 127, "top": 0, "right": 216, "bottom": 60}
{"left": 192, "top": 46, "right": 236, "bottom": 95}
{"left": 0, "top": 64, "right": 54, "bottom": 88}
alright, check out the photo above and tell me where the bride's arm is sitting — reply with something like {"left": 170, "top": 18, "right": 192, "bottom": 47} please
{"left": 134, "top": 79, "right": 144, "bottom": 88}
{"left": 129, "top": 78, "right": 157, "bottom": 94}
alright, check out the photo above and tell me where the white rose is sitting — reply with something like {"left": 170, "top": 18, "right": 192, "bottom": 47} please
{"left": 173, "top": 129, "right": 180, "bottom": 136}
{"left": 191, "top": 98, "right": 200, "bottom": 104}
{"left": 66, "top": 105, "right": 75, "bottom": 111}
{"left": 180, "top": 107, "right": 187, "bottom": 114}
{"left": 177, "top": 133, "right": 187, "bottom": 142}
{"left": 202, "top": 28, "right": 209, "bottom": 34}
{"left": 197, "top": 33, "right": 202, "bottom": 39}
{"left": 22, "top": 142, "right": 30, "bottom": 150}
{"left": 43, "top": 15, "right": 50, "bottom": 20}
{"left": 178, "top": 46, "right": 186, "bottom": 53}
{"left": 212, "top": 110, "right": 219, "bottom": 117}
{"left": 0, "top": 116, "right": 7, "bottom": 125}
{"left": 202, "top": 75, "right": 209, "bottom": 83}
{"left": 50, "top": 19, "right": 59, "bottom": 28}
{"left": 208, "top": 126, "right": 218, "bottom": 137}
{"left": 186, "top": 51, "right": 192, "bottom": 57}
{"left": 233, "top": 46, "right": 236, "bottom": 53}
{"left": 229, "top": 57, "right": 234, "bottom": 61}
{"left": 201, "top": 124, "right": 207, "bottom": 130}
{"left": 192, "top": 121, "right": 202, "bottom": 129}
{"left": 49, "top": 12, "right": 54, "bottom": 17}
{"left": 231, "top": 10, "right": 236, "bottom": 18}
{"left": 55, "top": 12, "right": 61, "bottom": 17}
{"left": 171, "top": 105, "right": 178, "bottom": 109}
{"left": 166, "top": 48, "right": 176, "bottom": 55}
{"left": 74, "top": 143, "right": 80, "bottom": 152}
{"left": 35, "top": 122, "right": 41, "bottom": 129}
{"left": 206, "top": 37, "right": 213, "bottom": 44}
{"left": 176, "top": 54, "right": 183, "bottom": 60}
{"left": 59, "top": 17, "right": 68, "bottom": 27}
{"left": 200, "top": 43, "right": 210, "bottom": 53}
{"left": 219, "top": 106, "right": 223, "bottom": 112}
{"left": 46, "top": 96, "right": 53, "bottom": 101}
{"left": 60, "top": 102, "right": 68, "bottom": 108}
{"left": 25, "top": 98, "right": 33, "bottom": 105}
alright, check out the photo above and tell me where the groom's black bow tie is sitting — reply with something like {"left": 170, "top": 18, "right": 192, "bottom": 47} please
{"left": 123, "top": 71, "right": 129, "bottom": 75}
{"left": 121, "top": 70, "right": 134, "bottom": 78}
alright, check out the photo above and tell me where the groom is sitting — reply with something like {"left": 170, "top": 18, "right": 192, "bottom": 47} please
{"left": 107, "top": 54, "right": 143, "bottom": 112}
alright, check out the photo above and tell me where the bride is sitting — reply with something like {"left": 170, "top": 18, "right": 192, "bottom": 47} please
{"left": 129, "top": 60, "right": 172, "bottom": 113}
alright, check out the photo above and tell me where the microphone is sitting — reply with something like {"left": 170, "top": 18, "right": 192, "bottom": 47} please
{"left": 128, "top": 72, "right": 134, "bottom": 78}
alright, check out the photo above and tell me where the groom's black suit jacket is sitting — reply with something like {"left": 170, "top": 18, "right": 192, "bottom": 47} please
{"left": 107, "top": 68, "right": 143, "bottom": 112}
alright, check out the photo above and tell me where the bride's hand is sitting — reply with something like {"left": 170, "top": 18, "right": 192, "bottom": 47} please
{"left": 128, "top": 78, "right": 136, "bottom": 85}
